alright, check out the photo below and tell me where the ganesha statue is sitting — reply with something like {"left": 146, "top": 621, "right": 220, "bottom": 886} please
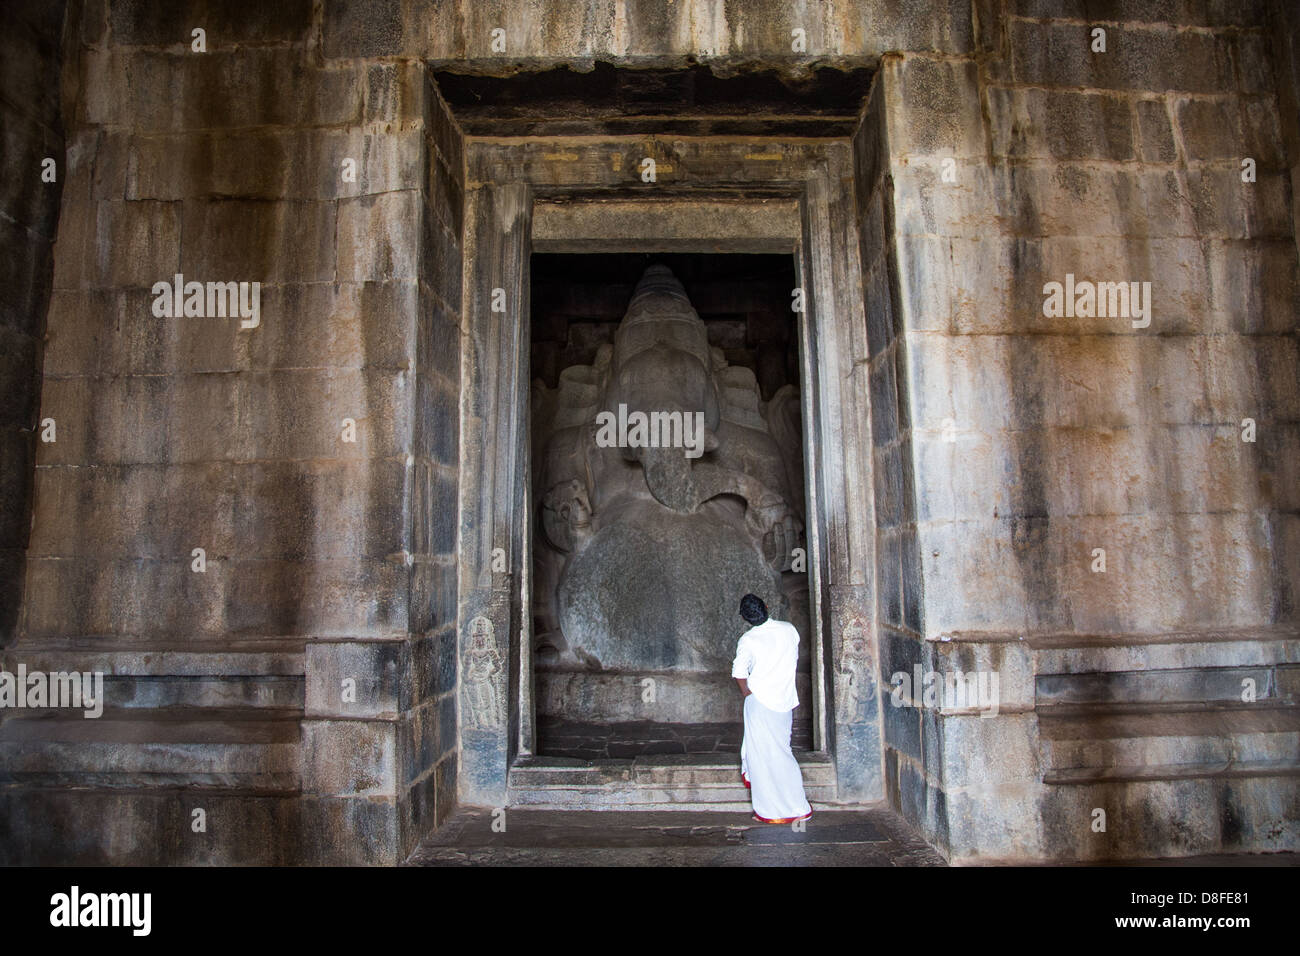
{"left": 531, "top": 264, "right": 808, "bottom": 673}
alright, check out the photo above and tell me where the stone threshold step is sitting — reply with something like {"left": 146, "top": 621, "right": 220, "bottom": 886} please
{"left": 514, "top": 753, "right": 832, "bottom": 766}
{"left": 508, "top": 754, "right": 835, "bottom": 804}
{"left": 510, "top": 797, "right": 758, "bottom": 810}
{"left": 1044, "top": 757, "right": 1300, "bottom": 785}
{"left": 507, "top": 789, "right": 838, "bottom": 808}
{"left": 510, "top": 753, "right": 832, "bottom": 780}
{"left": 493, "top": 797, "right": 839, "bottom": 811}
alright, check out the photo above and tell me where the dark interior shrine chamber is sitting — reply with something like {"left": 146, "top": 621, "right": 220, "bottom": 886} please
{"left": 529, "top": 253, "right": 812, "bottom": 758}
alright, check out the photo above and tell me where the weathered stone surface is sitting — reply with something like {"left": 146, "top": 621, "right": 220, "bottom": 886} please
{"left": 52, "top": 200, "right": 181, "bottom": 289}
{"left": 885, "top": 57, "right": 985, "bottom": 159}
{"left": 338, "top": 191, "right": 424, "bottom": 281}
{"left": 22, "top": 553, "right": 412, "bottom": 639}
{"left": 1009, "top": 20, "right": 1237, "bottom": 92}
{"left": 181, "top": 199, "right": 337, "bottom": 282}
{"left": 1008, "top": 0, "right": 1268, "bottom": 28}
{"left": 108, "top": 0, "right": 314, "bottom": 46}
{"left": 306, "top": 640, "right": 406, "bottom": 720}
{"left": 408, "top": 558, "right": 458, "bottom": 638}
{"left": 32, "top": 367, "right": 413, "bottom": 464}
{"left": 1040, "top": 776, "right": 1299, "bottom": 862}
{"left": 0, "top": 790, "right": 310, "bottom": 866}
{"left": 81, "top": 49, "right": 364, "bottom": 130}
{"left": 123, "top": 129, "right": 423, "bottom": 201}
{"left": 303, "top": 719, "right": 398, "bottom": 796}
{"left": 1135, "top": 98, "right": 1178, "bottom": 163}
{"left": 987, "top": 87, "right": 1135, "bottom": 162}
{"left": 1177, "top": 96, "right": 1285, "bottom": 166}
{"left": 410, "top": 0, "right": 972, "bottom": 66}
{"left": 323, "top": 0, "right": 405, "bottom": 59}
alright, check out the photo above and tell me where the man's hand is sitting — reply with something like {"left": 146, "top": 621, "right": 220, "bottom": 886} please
{"left": 736, "top": 677, "right": 751, "bottom": 697}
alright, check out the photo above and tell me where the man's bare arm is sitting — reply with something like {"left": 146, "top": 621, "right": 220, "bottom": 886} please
{"left": 736, "top": 678, "right": 751, "bottom": 697}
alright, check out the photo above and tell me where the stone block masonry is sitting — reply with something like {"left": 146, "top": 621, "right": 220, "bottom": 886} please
{"left": 3, "top": 0, "right": 463, "bottom": 865}
{"left": 873, "top": 1, "right": 1300, "bottom": 860}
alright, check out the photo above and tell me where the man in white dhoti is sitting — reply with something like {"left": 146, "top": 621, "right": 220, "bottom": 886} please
{"left": 732, "top": 593, "right": 812, "bottom": 824}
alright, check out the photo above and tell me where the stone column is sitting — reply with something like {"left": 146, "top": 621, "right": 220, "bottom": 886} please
{"left": 802, "top": 149, "right": 884, "bottom": 803}
{"left": 457, "top": 182, "right": 532, "bottom": 805}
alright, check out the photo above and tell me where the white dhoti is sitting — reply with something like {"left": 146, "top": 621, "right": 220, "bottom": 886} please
{"left": 740, "top": 694, "right": 812, "bottom": 822}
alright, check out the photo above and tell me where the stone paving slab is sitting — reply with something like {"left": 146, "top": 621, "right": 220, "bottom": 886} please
{"left": 406, "top": 806, "right": 948, "bottom": 866}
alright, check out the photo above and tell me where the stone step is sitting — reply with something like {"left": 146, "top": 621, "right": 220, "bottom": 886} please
{"left": 1039, "top": 702, "right": 1300, "bottom": 783}
{"left": 507, "top": 753, "right": 836, "bottom": 807}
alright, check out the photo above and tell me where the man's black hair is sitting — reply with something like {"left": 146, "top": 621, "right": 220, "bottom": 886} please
{"left": 739, "top": 593, "right": 768, "bottom": 626}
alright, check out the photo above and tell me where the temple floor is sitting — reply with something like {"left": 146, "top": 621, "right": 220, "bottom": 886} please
{"left": 535, "top": 718, "right": 814, "bottom": 759}
{"left": 407, "top": 808, "right": 1300, "bottom": 867}
{"left": 406, "top": 807, "right": 948, "bottom": 866}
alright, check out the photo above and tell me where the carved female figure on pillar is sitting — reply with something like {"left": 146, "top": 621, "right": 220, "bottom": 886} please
{"left": 464, "top": 616, "right": 503, "bottom": 729}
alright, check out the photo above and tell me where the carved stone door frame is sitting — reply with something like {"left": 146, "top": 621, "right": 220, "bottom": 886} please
{"left": 456, "top": 138, "right": 883, "bottom": 807}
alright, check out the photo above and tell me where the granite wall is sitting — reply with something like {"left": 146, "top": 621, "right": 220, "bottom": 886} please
{"left": 873, "top": 0, "right": 1299, "bottom": 860}
{"left": 2, "top": 0, "right": 463, "bottom": 864}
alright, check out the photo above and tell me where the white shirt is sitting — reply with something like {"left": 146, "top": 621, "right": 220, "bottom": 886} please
{"left": 731, "top": 618, "right": 800, "bottom": 712}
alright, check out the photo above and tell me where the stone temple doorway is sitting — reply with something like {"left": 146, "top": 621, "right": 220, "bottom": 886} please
{"left": 456, "top": 141, "right": 882, "bottom": 811}
{"left": 528, "top": 253, "right": 813, "bottom": 760}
